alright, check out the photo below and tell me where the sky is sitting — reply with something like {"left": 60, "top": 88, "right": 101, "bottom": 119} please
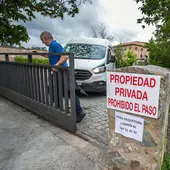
{"left": 21, "top": 0, "right": 155, "bottom": 49}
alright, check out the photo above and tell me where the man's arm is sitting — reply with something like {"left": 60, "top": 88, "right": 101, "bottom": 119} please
{"left": 55, "top": 55, "right": 68, "bottom": 66}
{"left": 40, "top": 54, "right": 49, "bottom": 58}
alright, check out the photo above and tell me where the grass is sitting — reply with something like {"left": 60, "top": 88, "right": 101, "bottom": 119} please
{"left": 162, "top": 154, "right": 170, "bottom": 170}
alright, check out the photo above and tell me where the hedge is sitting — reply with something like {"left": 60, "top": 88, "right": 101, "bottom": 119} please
{"left": 14, "top": 56, "right": 49, "bottom": 64}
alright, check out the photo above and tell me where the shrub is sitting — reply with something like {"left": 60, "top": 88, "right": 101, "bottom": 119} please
{"left": 162, "top": 154, "right": 170, "bottom": 170}
{"left": 124, "top": 50, "right": 137, "bottom": 66}
{"left": 14, "top": 56, "right": 49, "bottom": 64}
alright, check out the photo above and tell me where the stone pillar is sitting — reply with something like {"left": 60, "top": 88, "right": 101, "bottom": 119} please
{"left": 106, "top": 65, "right": 170, "bottom": 170}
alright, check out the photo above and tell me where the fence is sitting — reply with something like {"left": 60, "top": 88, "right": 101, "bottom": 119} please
{"left": 0, "top": 52, "right": 77, "bottom": 132}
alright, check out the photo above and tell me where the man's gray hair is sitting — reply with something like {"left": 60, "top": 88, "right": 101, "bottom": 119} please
{"left": 40, "top": 31, "right": 53, "bottom": 39}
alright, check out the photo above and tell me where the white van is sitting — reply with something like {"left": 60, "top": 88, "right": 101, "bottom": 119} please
{"left": 64, "top": 36, "right": 116, "bottom": 93}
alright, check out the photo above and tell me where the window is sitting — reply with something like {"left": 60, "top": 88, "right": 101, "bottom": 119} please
{"left": 107, "top": 49, "right": 111, "bottom": 63}
{"left": 141, "top": 48, "right": 143, "bottom": 51}
{"left": 129, "top": 47, "right": 131, "bottom": 50}
{"left": 135, "top": 47, "right": 137, "bottom": 50}
{"left": 64, "top": 44, "right": 106, "bottom": 59}
{"left": 107, "top": 48, "right": 115, "bottom": 64}
{"left": 110, "top": 47, "right": 114, "bottom": 56}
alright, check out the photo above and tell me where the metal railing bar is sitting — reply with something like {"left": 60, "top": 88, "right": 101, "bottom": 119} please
{"left": 64, "top": 69, "right": 69, "bottom": 114}
{"left": 15, "top": 64, "right": 19, "bottom": 93}
{"left": 23, "top": 65, "right": 27, "bottom": 96}
{"left": 18, "top": 64, "right": 23, "bottom": 95}
{"left": 58, "top": 69, "right": 64, "bottom": 111}
{"left": 28, "top": 65, "right": 33, "bottom": 99}
{"left": 10, "top": 64, "right": 14, "bottom": 91}
{"left": 32, "top": 65, "right": 37, "bottom": 100}
{"left": 44, "top": 68, "right": 49, "bottom": 105}
{"left": 69, "top": 53, "right": 76, "bottom": 121}
{"left": 53, "top": 72, "right": 59, "bottom": 109}
{"left": 17, "top": 64, "right": 21, "bottom": 94}
{"left": 35, "top": 66, "right": 41, "bottom": 102}
{"left": 25, "top": 65, "right": 30, "bottom": 97}
{"left": 48, "top": 68, "right": 53, "bottom": 107}
{"left": 28, "top": 54, "right": 32, "bottom": 64}
{"left": 5, "top": 54, "right": 9, "bottom": 61}
{"left": 40, "top": 67, "right": 45, "bottom": 104}
{"left": 0, "top": 52, "right": 72, "bottom": 56}
{"left": 0, "top": 60, "right": 69, "bottom": 70}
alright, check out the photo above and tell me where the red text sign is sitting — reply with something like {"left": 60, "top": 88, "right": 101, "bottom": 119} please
{"left": 107, "top": 72, "right": 161, "bottom": 119}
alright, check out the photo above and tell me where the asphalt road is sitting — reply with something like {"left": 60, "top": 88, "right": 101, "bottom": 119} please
{"left": 0, "top": 96, "right": 107, "bottom": 170}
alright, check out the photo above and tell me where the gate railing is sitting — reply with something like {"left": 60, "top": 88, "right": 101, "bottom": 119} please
{"left": 0, "top": 52, "right": 77, "bottom": 132}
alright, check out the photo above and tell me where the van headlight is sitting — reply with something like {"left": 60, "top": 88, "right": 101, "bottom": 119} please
{"left": 92, "top": 66, "right": 106, "bottom": 74}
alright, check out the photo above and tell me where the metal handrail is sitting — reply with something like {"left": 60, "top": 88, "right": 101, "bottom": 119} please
{"left": 0, "top": 52, "right": 72, "bottom": 55}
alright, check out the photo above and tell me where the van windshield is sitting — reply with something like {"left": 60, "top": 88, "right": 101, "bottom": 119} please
{"left": 64, "top": 43, "right": 106, "bottom": 59}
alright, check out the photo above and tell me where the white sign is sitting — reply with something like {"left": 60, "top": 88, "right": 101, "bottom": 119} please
{"left": 107, "top": 72, "right": 161, "bottom": 119}
{"left": 115, "top": 111, "right": 144, "bottom": 142}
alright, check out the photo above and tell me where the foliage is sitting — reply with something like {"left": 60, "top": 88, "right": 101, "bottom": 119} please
{"left": 146, "top": 38, "right": 170, "bottom": 69}
{"left": 15, "top": 56, "right": 48, "bottom": 64}
{"left": 114, "top": 43, "right": 136, "bottom": 67}
{"left": 114, "top": 44, "right": 125, "bottom": 68}
{"left": 0, "top": 0, "right": 91, "bottom": 46}
{"left": 162, "top": 154, "right": 170, "bottom": 170}
{"left": 124, "top": 50, "right": 137, "bottom": 66}
{"left": 135, "top": 0, "right": 170, "bottom": 44}
{"left": 91, "top": 23, "right": 114, "bottom": 41}
{"left": 135, "top": 0, "right": 170, "bottom": 69}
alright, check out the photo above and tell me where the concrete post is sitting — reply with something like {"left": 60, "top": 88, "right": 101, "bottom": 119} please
{"left": 106, "top": 65, "right": 170, "bottom": 170}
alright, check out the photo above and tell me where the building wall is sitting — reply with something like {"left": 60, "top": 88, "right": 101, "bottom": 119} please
{"left": 123, "top": 44, "right": 149, "bottom": 60}
{"left": 113, "top": 41, "right": 149, "bottom": 61}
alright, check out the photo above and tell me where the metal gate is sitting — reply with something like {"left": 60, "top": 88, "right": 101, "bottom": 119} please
{"left": 0, "top": 52, "right": 77, "bottom": 132}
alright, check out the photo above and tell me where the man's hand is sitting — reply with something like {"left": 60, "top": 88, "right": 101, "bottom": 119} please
{"left": 32, "top": 50, "right": 38, "bottom": 54}
{"left": 52, "top": 68, "right": 58, "bottom": 72}
{"left": 32, "top": 50, "right": 48, "bottom": 58}
{"left": 52, "top": 63, "right": 59, "bottom": 72}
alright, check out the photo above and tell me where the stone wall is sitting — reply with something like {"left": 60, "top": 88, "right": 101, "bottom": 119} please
{"left": 106, "top": 65, "right": 170, "bottom": 170}
{"left": 0, "top": 46, "right": 47, "bottom": 61}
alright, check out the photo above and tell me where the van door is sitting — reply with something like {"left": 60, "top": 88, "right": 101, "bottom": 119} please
{"left": 106, "top": 47, "right": 115, "bottom": 70}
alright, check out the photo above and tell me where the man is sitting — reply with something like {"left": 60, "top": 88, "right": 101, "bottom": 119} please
{"left": 40, "top": 31, "right": 86, "bottom": 123}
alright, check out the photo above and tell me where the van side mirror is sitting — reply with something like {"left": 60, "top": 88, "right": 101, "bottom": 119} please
{"left": 111, "top": 55, "right": 116, "bottom": 63}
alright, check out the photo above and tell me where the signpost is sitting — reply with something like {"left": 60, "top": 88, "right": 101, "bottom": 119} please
{"left": 115, "top": 111, "right": 144, "bottom": 142}
{"left": 106, "top": 68, "right": 169, "bottom": 170}
{"left": 107, "top": 72, "right": 161, "bottom": 119}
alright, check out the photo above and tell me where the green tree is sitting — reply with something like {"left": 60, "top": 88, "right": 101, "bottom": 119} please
{"left": 0, "top": 0, "right": 91, "bottom": 46}
{"left": 135, "top": 0, "right": 170, "bottom": 68}
{"left": 146, "top": 38, "right": 170, "bottom": 68}
{"left": 114, "top": 45, "right": 136, "bottom": 67}
{"left": 113, "top": 43, "right": 125, "bottom": 68}
{"left": 135, "top": 0, "right": 170, "bottom": 44}
{"left": 124, "top": 50, "right": 137, "bottom": 66}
